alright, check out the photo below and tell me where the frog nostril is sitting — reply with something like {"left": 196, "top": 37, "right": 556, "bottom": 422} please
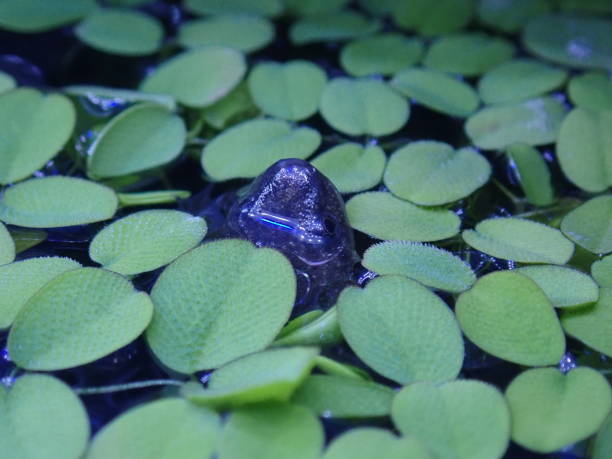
{"left": 323, "top": 217, "right": 337, "bottom": 235}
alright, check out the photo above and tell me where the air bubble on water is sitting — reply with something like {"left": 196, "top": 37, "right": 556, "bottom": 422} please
{"left": 1, "top": 347, "right": 12, "bottom": 363}
{"left": 321, "top": 410, "right": 333, "bottom": 418}
{"left": 357, "top": 269, "right": 377, "bottom": 287}
{"left": 566, "top": 37, "right": 592, "bottom": 62}
{"left": 559, "top": 352, "right": 577, "bottom": 374}
{"left": 75, "top": 129, "right": 98, "bottom": 157}
{"left": 79, "top": 93, "right": 127, "bottom": 117}
{"left": 1, "top": 375, "right": 14, "bottom": 387}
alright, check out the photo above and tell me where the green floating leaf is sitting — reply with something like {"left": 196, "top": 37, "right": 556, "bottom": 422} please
{"left": 0, "top": 176, "right": 118, "bottom": 228}
{"left": 338, "top": 275, "right": 464, "bottom": 384}
{"left": 592, "top": 255, "right": 612, "bottom": 287}
{"left": 561, "top": 195, "right": 612, "bottom": 254}
{"left": 463, "top": 217, "right": 574, "bottom": 264}
{"left": 218, "top": 403, "right": 324, "bottom": 459}
{"left": 465, "top": 96, "right": 567, "bottom": 150}
{"left": 0, "top": 257, "right": 81, "bottom": 329}
{"left": 10, "top": 228, "right": 46, "bottom": 254}
{"left": 320, "top": 78, "right": 409, "bottom": 136}
{"left": 201, "top": 118, "right": 320, "bottom": 181}
{"left": 391, "top": 380, "right": 510, "bottom": 459}
{"left": 424, "top": 32, "right": 515, "bottom": 76}
{"left": 87, "top": 103, "right": 186, "bottom": 179}
{"left": 311, "top": 143, "right": 386, "bottom": 194}
{"left": 506, "top": 367, "right": 612, "bottom": 453}
{"left": 0, "top": 374, "right": 89, "bottom": 459}
{"left": 273, "top": 307, "right": 341, "bottom": 347}
{"left": 384, "top": 141, "right": 490, "bottom": 205}
{"left": 75, "top": 8, "right": 163, "bottom": 56}
{"left": 0, "top": 222, "right": 14, "bottom": 266}
{"left": 340, "top": 33, "right": 423, "bottom": 77}
{"left": 0, "top": 0, "right": 95, "bottom": 32}
{"left": 346, "top": 192, "right": 460, "bottom": 242}
{"left": 363, "top": 241, "right": 475, "bottom": 293}
{"left": 183, "top": 347, "right": 318, "bottom": 409}
{"left": 323, "top": 428, "right": 432, "bottom": 459}
{"left": 185, "top": 0, "right": 283, "bottom": 17}
{"left": 568, "top": 72, "right": 612, "bottom": 111}
{"left": 283, "top": 0, "right": 349, "bottom": 16}
{"left": 86, "top": 398, "right": 220, "bottom": 459}
{"left": 391, "top": 67, "right": 479, "bottom": 118}
{"left": 562, "top": 288, "right": 612, "bottom": 358}
{"left": 505, "top": 143, "right": 554, "bottom": 206}
{"left": 290, "top": 11, "right": 380, "bottom": 45}
{"left": 477, "top": 0, "right": 553, "bottom": 33}
{"left": 559, "top": 0, "right": 612, "bottom": 13}
{"left": 140, "top": 47, "right": 246, "bottom": 108}
{"left": 248, "top": 60, "right": 327, "bottom": 121}
{"left": 178, "top": 15, "right": 274, "bottom": 53}
{"left": 9, "top": 267, "right": 153, "bottom": 370}
{"left": 0, "top": 88, "right": 75, "bottom": 185}
{"left": 593, "top": 411, "right": 612, "bottom": 459}
{"left": 478, "top": 59, "right": 567, "bottom": 105}
{"left": 292, "top": 374, "right": 394, "bottom": 419}
{"left": 146, "top": 239, "right": 295, "bottom": 373}
{"left": 517, "top": 265, "right": 598, "bottom": 308}
{"left": 0, "top": 71, "right": 15, "bottom": 94}
{"left": 456, "top": 271, "right": 565, "bottom": 366}
{"left": 64, "top": 84, "right": 176, "bottom": 111}
{"left": 276, "top": 310, "right": 323, "bottom": 339}
{"left": 392, "top": 0, "right": 475, "bottom": 36}
{"left": 523, "top": 14, "right": 612, "bottom": 71}
{"left": 89, "top": 210, "right": 206, "bottom": 276}
{"left": 202, "top": 81, "right": 257, "bottom": 129}
{"left": 557, "top": 108, "right": 612, "bottom": 193}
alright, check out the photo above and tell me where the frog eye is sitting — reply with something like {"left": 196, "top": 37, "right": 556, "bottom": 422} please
{"left": 323, "top": 216, "right": 337, "bottom": 235}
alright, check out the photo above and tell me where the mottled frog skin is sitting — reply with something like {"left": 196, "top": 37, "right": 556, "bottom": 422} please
{"left": 225, "top": 158, "right": 358, "bottom": 308}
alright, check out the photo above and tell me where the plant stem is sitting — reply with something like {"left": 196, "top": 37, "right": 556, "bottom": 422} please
{"left": 117, "top": 190, "right": 191, "bottom": 207}
{"left": 74, "top": 379, "right": 184, "bottom": 395}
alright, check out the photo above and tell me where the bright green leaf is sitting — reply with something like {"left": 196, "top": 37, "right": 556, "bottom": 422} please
{"left": 568, "top": 72, "right": 612, "bottom": 111}
{"left": 0, "top": 257, "right": 81, "bottom": 329}
{"left": 363, "top": 241, "right": 475, "bottom": 293}
{"left": 323, "top": 428, "right": 432, "bottom": 459}
{"left": 89, "top": 210, "right": 206, "bottom": 275}
{"left": 311, "top": 143, "right": 386, "bottom": 193}
{"left": 86, "top": 398, "right": 220, "bottom": 459}
{"left": 248, "top": 60, "right": 327, "bottom": 121}
{"left": 505, "top": 143, "right": 554, "bottom": 206}
{"left": 391, "top": 380, "right": 510, "bottom": 459}
{"left": 9, "top": 267, "right": 153, "bottom": 370}
{"left": 140, "top": 47, "right": 246, "bottom": 108}
{"left": 505, "top": 367, "right": 612, "bottom": 453}
{"left": 477, "top": 0, "right": 553, "bottom": 33}
{"left": 593, "top": 411, "right": 612, "bottom": 459}
{"left": 63, "top": 85, "right": 176, "bottom": 111}
{"left": 592, "top": 255, "right": 612, "bottom": 287}
{"left": 290, "top": 11, "right": 380, "bottom": 45}
{"left": 0, "top": 0, "right": 96, "bottom": 32}
{"left": 338, "top": 275, "right": 464, "bottom": 384}
{"left": 320, "top": 78, "right": 409, "bottom": 136}
{"left": 0, "top": 374, "right": 89, "bottom": 459}
{"left": 201, "top": 118, "right": 321, "bottom": 181}
{"left": 392, "top": 0, "right": 475, "bottom": 36}
{"left": 87, "top": 103, "right": 186, "bottom": 178}
{"left": 0, "top": 222, "right": 14, "bottom": 266}
{"left": 0, "top": 88, "right": 75, "bottom": 185}
{"left": 273, "top": 307, "right": 341, "bottom": 347}
{"left": 185, "top": 0, "right": 283, "bottom": 17}
{"left": 456, "top": 271, "right": 566, "bottom": 366}
{"left": 465, "top": 96, "right": 567, "bottom": 150}
{"left": 0, "top": 71, "right": 16, "bottom": 94}
{"left": 0, "top": 176, "right": 118, "bottom": 228}
{"left": 347, "top": 192, "right": 460, "bottom": 242}
{"left": 561, "top": 195, "right": 612, "bottom": 254}
{"left": 146, "top": 239, "right": 295, "bottom": 373}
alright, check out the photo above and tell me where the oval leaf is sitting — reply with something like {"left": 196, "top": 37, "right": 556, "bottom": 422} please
{"left": 456, "top": 271, "right": 566, "bottom": 366}
{"left": 146, "top": 239, "right": 295, "bottom": 373}
{"left": 338, "top": 275, "right": 464, "bottom": 384}
{"left": 89, "top": 210, "right": 207, "bottom": 275}
{"left": 290, "top": 11, "right": 380, "bottom": 45}
{"left": 568, "top": 71, "right": 612, "bottom": 111}
{"left": 384, "top": 141, "right": 490, "bottom": 205}
{"left": 0, "top": 257, "right": 81, "bottom": 329}
{"left": 0, "top": 0, "right": 95, "bottom": 32}
{"left": 561, "top": 195, "right": 612, "bottom": 254}
{"left": 505, "top": 143, "right": 554, "bottom": 206}
{"left": 319, "top": 78, "right": 409, "bottom": 137}
{"left": 462, "top": 217, "right": 574, "bottom": 264}
{"left": 323, "top": 428, "right": 431, "bottom": 459}
{"left": 0, "top": 176, "right": 118, "bottom": 228}
{"left": 363, "top": 241, "right": 476, "bottom": 293}
{"left": 8, "top": 267, "right": 153, "bottom": 370}
{"left": 0, "top": 222, "right": 14, "bottom": 265}
{"left": 201, "top": 118, "right": 321, "bottom": 181}
{"left": 346, "top": 192, "right": 460, "bottom": 242}
{"left": 87, "top": 103, "right": 186, "bottom": 178}
{"left": 86, "top": 398, "right": 220, "bottom": 459}
{"left": 505, "top": 367, "right": 612, "bottom": 453}
{"left": 248, "top": 60, "right": 327, "bottom": 121}
{"left": 0, "top": 374, "right": 89, "bottom": 459}
{"left": 140, "top": 47, "right": 246, "bottom": 108}
{"left": 0, "top": 88, "right": 75, "bottom": 185}
{"left": 391, "top": 380, "right": 510, "bottom": 459}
